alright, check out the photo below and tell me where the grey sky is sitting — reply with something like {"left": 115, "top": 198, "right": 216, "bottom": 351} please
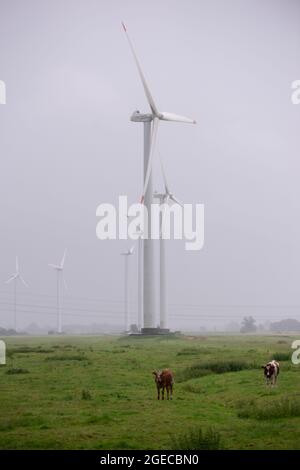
{"left": 0, "top": 0, "right": 300, "bottom": 331}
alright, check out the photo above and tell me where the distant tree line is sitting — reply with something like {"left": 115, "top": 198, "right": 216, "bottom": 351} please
{"left": 240, "top": 317, "right": 300, "bottom": 333}
{"left": 240, "top": 316, "right": 257, "bottom": 333}
{"left": 0, "top": 327, "right": 17, "bottom": 336}
{"left": 269, "top": 318, "right": 300, "bottom": 332}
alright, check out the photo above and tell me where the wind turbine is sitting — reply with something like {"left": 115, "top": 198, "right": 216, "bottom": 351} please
{"left": 121, "top": 246, "right": 135, "bottom": 333}
{"left": 5, "top": 256, "right": 28, "bottom": 332}
{"left": 154, "top": 157, "right": 183, "bottom": 330}
{"left": 49, "top": 250, "right": 67, "bottom": 334}
{"left": 122, "top": 23, "right": 196, "bottom": 332}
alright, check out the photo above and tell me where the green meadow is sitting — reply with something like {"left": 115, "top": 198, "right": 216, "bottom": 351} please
{"left": 0, "top": 334, "right": 300, "bottom": 450}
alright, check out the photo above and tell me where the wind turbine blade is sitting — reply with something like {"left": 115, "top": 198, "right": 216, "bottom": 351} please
{"left": 48, "top": 264, "right": 60, "bottom": 270}
{"left": 122, "top": 22, "right": 159, "bottom": 116}
{"left": 158, "top": 152, "right": 170, "bottom": 193}
{"left": 170, "top": 194, "right": 184, "bottom": 207}
{"left": 19, "top": 276, "right": 28, "bottom": 288}
{"left": 16, "top": 256, "right": 19, "bottom": 273}
{"left": 60, "top": 250, "right": 67, "bottom": 269}
{"left": 160, "top": 201, "right": 169, "bottom": 237}
{"left": 141, "top": 117, "right": 159, "bottom": 203}
{"left": 5, "top": 274, "right": 17, "bottom": 284}
{"left": 160, "top": 112, "right": 196, "bottom": 124}
{"left": 63, "top": 276, "right": 68, "bottom": 291}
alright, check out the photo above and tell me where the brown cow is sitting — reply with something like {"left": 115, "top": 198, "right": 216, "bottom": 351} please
{"left": 152, "top": 369, "right": 174, "bottom": 400}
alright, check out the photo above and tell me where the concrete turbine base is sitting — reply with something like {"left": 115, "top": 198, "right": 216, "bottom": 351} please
{"left": 140, "top": 327, "right": 170, "bottom": 335}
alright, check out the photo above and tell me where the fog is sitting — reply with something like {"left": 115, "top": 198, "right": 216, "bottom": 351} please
{"left": 0, "top": 0, "right": 300, "bottom": 332}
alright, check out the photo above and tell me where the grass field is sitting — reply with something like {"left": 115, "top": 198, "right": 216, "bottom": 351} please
{"left": 0, "top": 334, "right": 300, "bottom": 450}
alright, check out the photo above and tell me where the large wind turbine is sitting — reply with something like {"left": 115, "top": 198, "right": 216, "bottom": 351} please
{"left": 122, "top": 22, "right": 196, "bottom": 204}
{"left": 49, "top": 250, "right": 67, "bottom": 334}
{"left": 154, "top": 157, "right": 183, "bottom": 330}
{"left": 5, "top": 256, "right": 28, "bottom": 332}
{"left": 121, "top": 246, "right": 135, "bottom": 333}
{"left": 122, "top": 23, "right": 196, "bottom": 332}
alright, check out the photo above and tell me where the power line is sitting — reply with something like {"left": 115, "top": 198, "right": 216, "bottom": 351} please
{"left": 0, "top": 289, "right": 125, "bottom": 304}
{"left": 2, "top": 290, "right": 300, "bottom": 311}
{"left": 0, "top": 302, "right": 297, "bottom": 321}
{"left": 0, "top": 301, "right": 123, "bottom": 315}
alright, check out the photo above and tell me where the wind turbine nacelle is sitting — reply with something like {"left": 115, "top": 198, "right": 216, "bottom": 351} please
{"left": 131, "top": 110, "right": 153, "bottom": 123}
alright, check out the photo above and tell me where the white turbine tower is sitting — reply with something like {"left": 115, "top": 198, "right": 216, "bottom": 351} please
{"left": 49, "top": 250, "right": 67, "bottom": 334}
{"left": 122, "top": 23, "right": 196, "bottom": 333}
{"left": 134, "top": 225, "right": 143, "bottom": 331}
{"left": 5, "top": 256, "right": 28, "bottom": 332}
{"left": 154, "top": 157, "right": 183, "bottom": 330}
{"left": 121, "top": 246, "right": 135, "bottom": 333}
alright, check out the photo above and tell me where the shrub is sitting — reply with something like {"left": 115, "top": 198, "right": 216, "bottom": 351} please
{"left": 81, "top": 389, "right": 92, "bottom": 400}
{"left": 185, "top": 382, "right": 203, "bottom": 394}
{"left": 45, "top": 355, "right": 85, "bottom": 361}
{"left": 177, "top": 348, "right": 200, "bottom": 356}
{"left": 177, "top": 360, "right": 256, "bottom": 382}
{"left": 12, "top": 346, "right": 53, "bottom": 354}
{"left": 6, "top": 368, "right": 29, "bottom": 375}
{"left": 238, "top": 396, "right": 300, "bottom": 420}
{"left": 170, "top": 427, "right": 222, "bottom": 450}
{"left": 271, "top": 352, "right": 290, "bottom": 361}
{"left": 205, "top": 360, "right": 253, "bottom": 374}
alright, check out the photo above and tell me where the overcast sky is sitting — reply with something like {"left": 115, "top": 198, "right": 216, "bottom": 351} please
{"left": 0, "top": 0, "right": 300, "bottom": 331}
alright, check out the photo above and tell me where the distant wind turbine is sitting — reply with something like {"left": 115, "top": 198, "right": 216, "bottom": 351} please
{"left": 121, "top": 246, "right": 135, "bottom": 333}
{"left": 5, "top": 256, "right": 28, "bottom": 332}
{"left": 49, "top": 250, "right": 67, "bottom": 334}
{"left": 154, "top": 156, "right": 183, "bottom": 330}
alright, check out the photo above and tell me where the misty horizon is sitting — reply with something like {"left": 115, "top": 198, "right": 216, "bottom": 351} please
{"left": 1, "top": 0, "right": 300, "bottom": 332}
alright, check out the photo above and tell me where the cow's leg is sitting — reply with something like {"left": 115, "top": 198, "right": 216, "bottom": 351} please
{"left": 166, "top": 386, "right": 169, "bottom": 400}
{"left": 271, "top": 376, "right": 275, "bottom": 387}
{"left": 157, "top": 386, "right": 160, "bottom": 400}
{"left": 170, "top": 384, "right": 173, "bottom": 400}
{"left": 162, "top": 387, "right": 165, "bottom": 400}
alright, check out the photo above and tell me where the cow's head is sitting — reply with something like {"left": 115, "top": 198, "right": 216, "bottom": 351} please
{"left": 152, "top": 370, "right": 162, "bottom": 385}
{"left": 261, "top": 363, "right": 275, "bottom": 378}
